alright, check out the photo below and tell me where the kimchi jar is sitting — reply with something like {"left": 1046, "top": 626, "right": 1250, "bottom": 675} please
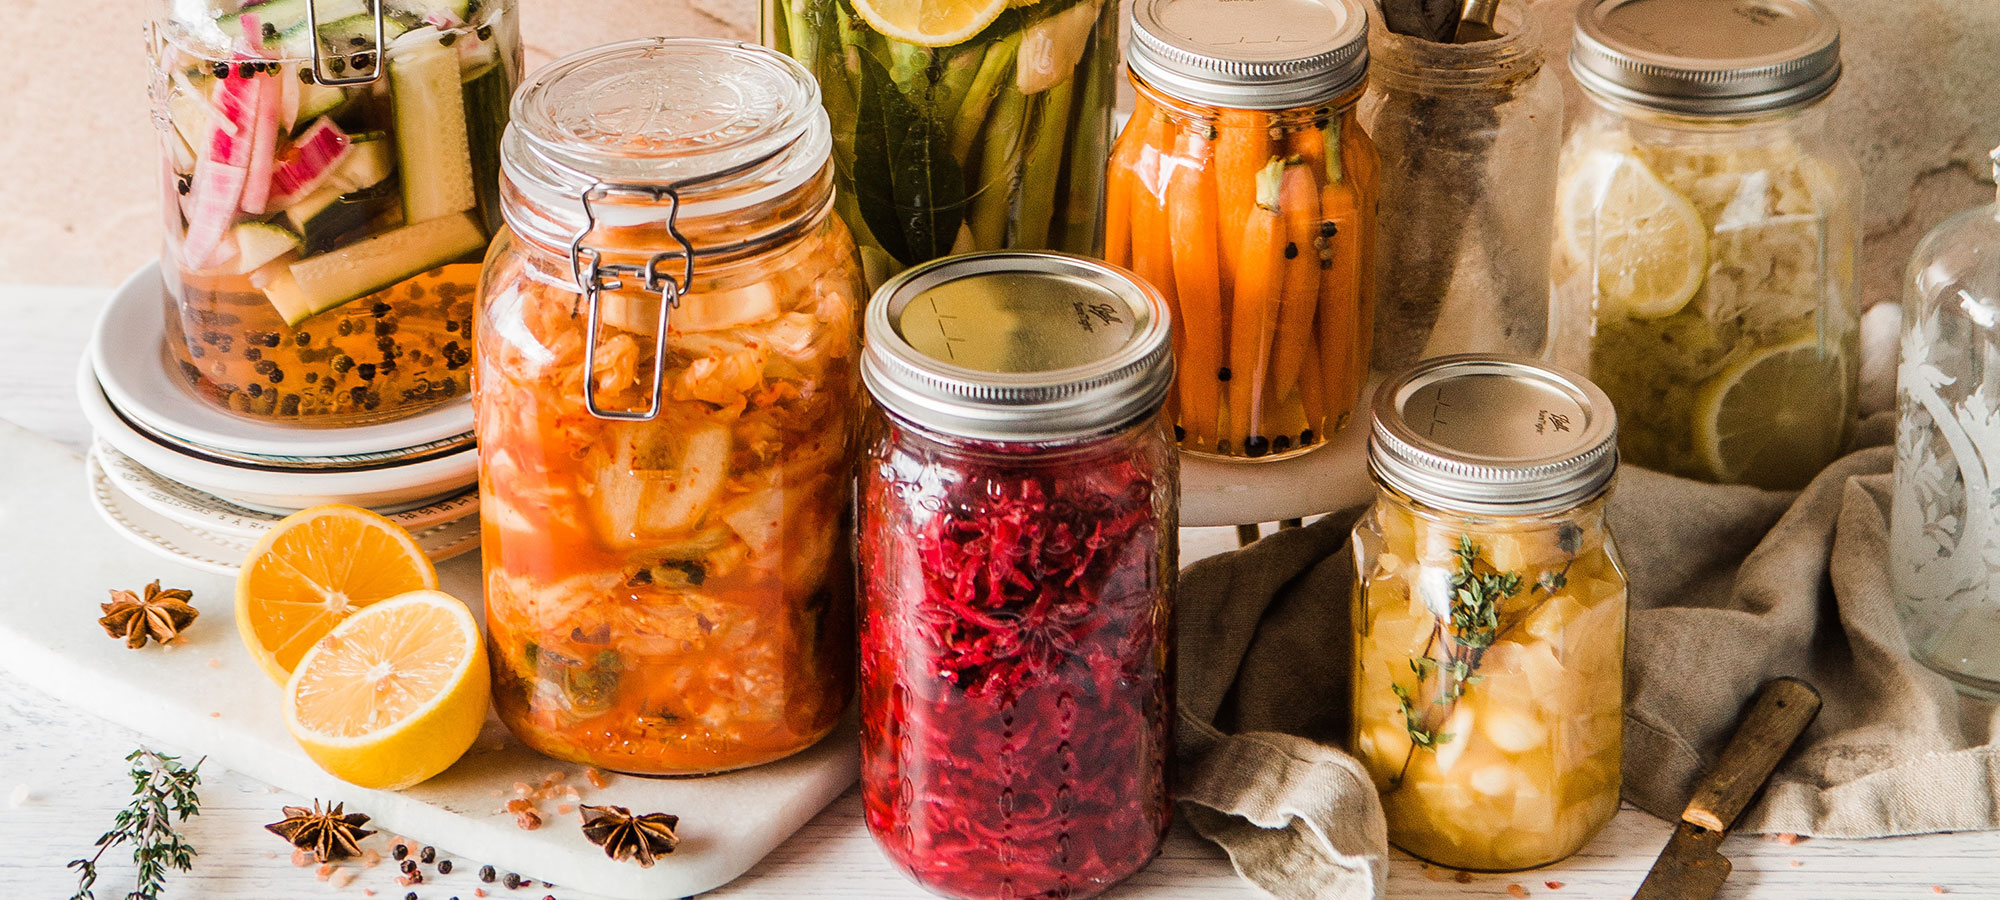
{"left": 476, "top": 39, "right": 864, "bottom": 775}
{"left": 1352, "top": 355, "right": 1627, "bottom": 871}
{"left": 1552, "top": 0, "right": 1859, "bottom": 489}
{"left": 1109, "top": 0, "right": 1377, "bottom": 460}
{"left": 151, "top": 0, "right": 520, "bottom": 423}
{"left": 857, "top": 253, "right": 1177, "bottom": 900}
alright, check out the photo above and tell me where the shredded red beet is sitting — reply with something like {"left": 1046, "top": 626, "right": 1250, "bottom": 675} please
{"left": 859, "top": 423, "right": 1173, "bottom": 900}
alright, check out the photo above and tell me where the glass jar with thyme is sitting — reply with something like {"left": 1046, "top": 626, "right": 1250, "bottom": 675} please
{"left": 1111, "top": 0, "right": 1377, "bottom": 461}
{"left": 1352, "top": 355, "right": 1626, "bottom": 872}
{"left": 761, "top": 0, "right": 1116, "bottom": 286}
{"left": 1552, "top": 0, "right": 1859, "bottom": 490}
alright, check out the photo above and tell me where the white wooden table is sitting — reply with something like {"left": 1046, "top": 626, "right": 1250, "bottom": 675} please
{"left": 1, "top": 285, "right": 1994, "bottom": 900}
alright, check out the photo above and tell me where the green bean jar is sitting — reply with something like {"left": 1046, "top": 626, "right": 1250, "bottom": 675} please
{"left": 762, "top": 0, "right": 1116, "bottom": 286}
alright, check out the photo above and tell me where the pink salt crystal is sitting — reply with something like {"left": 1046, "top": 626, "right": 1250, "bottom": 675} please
{"left": 362, "top": 849, "right": 381, "bottom": 867}
{"left": 315, "top": 863, "right": 334, "bottom": 881}
{"left": 585, "top": 768, "right": 609, "bottom": 789}
{"left": 205, "top": 658, "right": 222, "bottom": 668}
{"left": 292, "top": 848, "right": 311, "bottom": 867}
{"left": 556, "top": 803, "right": 574, "bottom": 815}
{"left": 331, "top": 868, "right": 357, "bottom": 888}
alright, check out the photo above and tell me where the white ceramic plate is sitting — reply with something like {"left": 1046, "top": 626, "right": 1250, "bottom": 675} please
{"left": 88, "top": 451, "right": 484, "bottom": 575}
{"left": 80, "top": 355, "right": 479, "bottom": 512}
{"left": 90, "top": 262, "right": 474, "bottom": 459}
{"left": 94, "top": 441, "right": 480, "bottom": 540}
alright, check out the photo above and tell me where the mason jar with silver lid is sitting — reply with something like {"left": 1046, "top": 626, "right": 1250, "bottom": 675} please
{"left": 1108, "top": 0, "right": 1377, "bottom": 462}
{"left": 857, "top": 252, "right": 1177, "bottom": 900}
{"left": 1351, "top": 354, "right": 1628, "bottom": 872}
{"left": 1551, "top": 0, "right": 1860, "bottom": 490}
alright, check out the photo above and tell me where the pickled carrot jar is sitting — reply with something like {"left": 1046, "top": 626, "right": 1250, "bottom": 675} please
{"left": 1351, "top": 355, "right": 1626, "bottom": 871}
{"left": 1107, "top": 0, "right": 1377, "bottom": 460}
{"left": 857, "top": 253, "right": 1177, "bottom": 900}
{"left": 150, "top": 0, "right": 520, "bottom": 423}
{"left": 476, "top": 39, "right": 865, "bottom": 775}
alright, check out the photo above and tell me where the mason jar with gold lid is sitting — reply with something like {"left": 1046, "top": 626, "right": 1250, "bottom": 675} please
{"left": 1351, "top": 354, "right": 1627, "bottom": 871}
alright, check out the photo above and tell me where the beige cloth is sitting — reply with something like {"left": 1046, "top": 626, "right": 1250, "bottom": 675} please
{"left": 1175, "top": 419, "right": 2000, "bottom": 898}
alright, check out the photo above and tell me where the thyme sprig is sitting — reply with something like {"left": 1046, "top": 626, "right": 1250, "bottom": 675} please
{"left": 1389, "top": 536, "right": 1524, "bottom": 788}
{"left": 69, "top": 748, "right": 204, "bottom": 900}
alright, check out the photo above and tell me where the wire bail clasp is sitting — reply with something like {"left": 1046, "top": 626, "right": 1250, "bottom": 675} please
{"left": 306, "top": 0, "right": 387, "bottom": 86}
{"left": 571, "top": 181, "right": 697, "bottom": 421}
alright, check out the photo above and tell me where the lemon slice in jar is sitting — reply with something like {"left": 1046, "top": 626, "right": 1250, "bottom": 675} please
{"left": 284, "top": 590, "right": 490, "bottom": 790}
{"left": 1571, "top": 156, "right": 1708, "bottom": 320}
{"left": 1693, "top": 337, "right": 1851, "bottom": 490}
{"left": 851, "top": 0, "right": 1008, "bottom": 47}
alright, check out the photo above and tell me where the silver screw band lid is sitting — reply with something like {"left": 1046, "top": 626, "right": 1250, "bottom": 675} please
{"left": 1369, "top": 355, "right": 1618, "bottom": 515}
{"left": 862, "top": 252, "right": 1175, "bottom": 443}
{"left": 1571, "top": 0, "right": 1841, "bottom": 116}
{"left": 1126, "top": 0, "right": 1371, "bottom": 110}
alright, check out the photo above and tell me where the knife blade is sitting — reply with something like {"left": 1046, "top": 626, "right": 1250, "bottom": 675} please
{"left": 1629, "top": 677, "right": 1823, "bottom": 900}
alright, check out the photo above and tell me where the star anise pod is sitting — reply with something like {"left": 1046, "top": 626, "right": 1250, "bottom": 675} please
{"left": 264, "top": 800, "right": 375, "bottom": 863}
{"left": 579, "top": 805, "right": 679, "bottom": 867}
{"left": 98, "top": 580, "right": 199, "bottom": 649}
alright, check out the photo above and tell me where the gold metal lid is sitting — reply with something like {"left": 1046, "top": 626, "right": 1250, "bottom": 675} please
{"left": 1370, "top": 354, "right": 1618, "bottom": 514}
{"left": 1126, "top": 0, "right": 1371, "bottom": 110}
{"left": 862, "top": 252, "right": 1175, "bottom": 442}
{"left": 1572, "top": 0, "right": 1841, "bottom": 116}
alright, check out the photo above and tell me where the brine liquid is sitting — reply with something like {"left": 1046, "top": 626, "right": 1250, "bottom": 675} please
{"left": 162, "top": 265, "right": 476, "bottom": 422}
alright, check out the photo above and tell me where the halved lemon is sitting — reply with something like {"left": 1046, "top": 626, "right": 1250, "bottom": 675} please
{"left": 1573, "top": 155, "right": 1708, "bottom": 320}
{"left": 1693, "top": 337, "right": 1851, "bottom": 490}
{"left": 851, "top": 0, "right": 1007, "bottom": 47}
{"left": 284, "top": 590, "right": 489, "bottom": 790}
{"left": 236, "top": 504, "right": 438, "bottom": 683}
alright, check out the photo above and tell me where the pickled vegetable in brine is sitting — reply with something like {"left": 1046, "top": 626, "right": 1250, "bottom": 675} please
{"left": 1351, "top": 497, "right": 1626, "bottom": 872}
{"left": 152, "top": 0, "right": 519, "bottom": 422}
{"left": 476, "top": 219, "right": 863, "bottom": 775}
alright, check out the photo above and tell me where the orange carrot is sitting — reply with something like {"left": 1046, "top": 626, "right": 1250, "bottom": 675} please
{"left": 1128, "top": 108, "right": 1180, "bottom": 363}
{"left": 1266, "top": 160, "right": 1322, "bottom": 433}
{"left": 1298, "top": 337, "right": 1328, "bottom": 443}
{"left": 1167, "top": 127, "right": 1225, "bottom": 451}
{"left": 1317, "top": 179, "right": 1365, "bottom": 423}
{"left": 1103, "top": 97, "right": 1156, "bottom": 270}
{"left": 1213, "top": 109, "right": 1272, "bottom": 311}
{"left": 1226, "top": 158, "right": 1285, "bottom": 457}
{"left": 1338, "top": 112, "right": 1380, "bottom": 384}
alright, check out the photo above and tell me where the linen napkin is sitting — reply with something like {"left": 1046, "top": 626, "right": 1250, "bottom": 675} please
{"left": 1174, "top": 415, "right": 2000, "bottom": 898}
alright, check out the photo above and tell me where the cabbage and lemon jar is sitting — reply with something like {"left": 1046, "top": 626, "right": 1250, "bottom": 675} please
{"left": 1352, "top": 355, "right": 1626, "bottom": 871}
{"left": 476, "top": 39, "right": 865, "bottom": 775}
{"left": 1551, "top": 0, "right": 1859, "bottom": 489}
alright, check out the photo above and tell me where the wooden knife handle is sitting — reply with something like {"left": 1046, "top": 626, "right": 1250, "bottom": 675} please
{"left": 1683, "top": 677, "right": 1823, "bottom": 833}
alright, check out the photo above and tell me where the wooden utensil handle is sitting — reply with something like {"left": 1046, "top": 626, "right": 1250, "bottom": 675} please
{"left": 1684, "top": 677, "right": 1823, "bottom": 832}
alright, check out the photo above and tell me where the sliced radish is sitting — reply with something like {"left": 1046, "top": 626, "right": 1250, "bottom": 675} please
{"left": 422, "top": 11, "right": 464, "bottom": 28}
{"left": 182, "top": 157, "right": 250, "bottom": 267}
{"left": 269, "top": 118, "right": 353, "bottom": 208}
{"left": 207, "top": 72, "right": 260, "bottom": 166}
{"left": 239, "top": 71, "right": 284, "bottom": 215}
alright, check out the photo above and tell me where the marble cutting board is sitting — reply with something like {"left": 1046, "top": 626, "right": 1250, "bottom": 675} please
{"left": 0, "top": 420, "right": 860, "bottom": 899}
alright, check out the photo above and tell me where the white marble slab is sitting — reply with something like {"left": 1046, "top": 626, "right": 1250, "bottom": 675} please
{"left": 0, "top": 419, "right": 858, "bottom": 900}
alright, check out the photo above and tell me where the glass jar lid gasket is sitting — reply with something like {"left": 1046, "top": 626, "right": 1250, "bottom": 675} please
{"left": 1369, "top": 354, "right": 1619, "bottom": 514}
{"left": 1571, "top": 0, "right": 1841, "bottom": 115}
{"left": 1126, "top": 0, "right": 1371, "bottom": 110}
{"left": 862, "top": 252, "right": 1175, "bottom": 442}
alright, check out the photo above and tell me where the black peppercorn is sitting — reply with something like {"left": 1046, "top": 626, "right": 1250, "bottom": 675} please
{"left": 212, "top": 62, "right": 229, "bottom": 78}
{"left": 437, "top": 859, "right": 453, "bottom": 874}
{"left": 421, "top": 846, "right": 435, "bottom": 864}
{"left": 502, "top": 872, "right": 521, "bottom": 889}
{"left": 479, "top": 864, "right": 496, "bottom": 883}
{"left": 405, "top": 893, "right": 417, "bottom": 900}
{"left": 393, "top": 844, "right": 409, "bottom": 861}
{"left": 235, "top": 61, "right": 253, "bottom": 78}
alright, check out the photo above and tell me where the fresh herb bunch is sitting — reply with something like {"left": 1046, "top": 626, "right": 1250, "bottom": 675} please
{"left": 1387, "top": 530, "right": 1580, "bottom": 789}
{"left": 69, "top": 749, "right": 204, "bottom": 900}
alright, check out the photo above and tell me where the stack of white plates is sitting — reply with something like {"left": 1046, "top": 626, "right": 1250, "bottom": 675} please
{"left": 80, "top": 263, "right": 481, "bottom": 574}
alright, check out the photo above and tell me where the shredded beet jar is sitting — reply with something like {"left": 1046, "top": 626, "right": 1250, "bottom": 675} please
{"left": 856, "top": 253, "right": 1178, "bottom": 900}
